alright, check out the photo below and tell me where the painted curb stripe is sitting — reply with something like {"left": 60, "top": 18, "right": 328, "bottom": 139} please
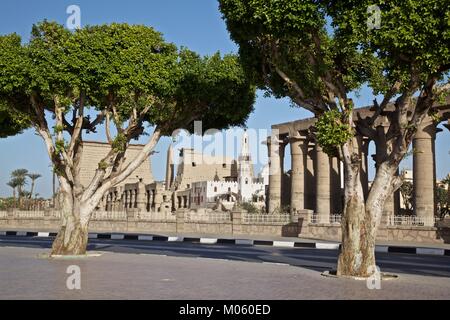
{"left": 294, "top": 242, "right": 315, "bottom": 248}
{"left": 273, "top": 241, "right": 295, "bottom": 248}
{"left": 168, "top": 236, "right": 184, "bottom": 242}
{"left": 1, "top": 230, "right": 448, "bottom": 256}
{"left": 388, "top": 246, "right": 416, "bottom": 254}
{"left": 137, "top": 235, "right": 153, "bottom": 241}
{"left": 254, "top": 240, "right": 274, "bottom": 246}
{"left": 97, "top": 234, "right": 111, "bottom": 239}
{"left": 375, "top": 246, "right": 389, "bottom": 253}
{"left": 200, "top": 238, "right": 218, "bottom": 244}
{"left": 217, "top": 239, "right": 235, "bottom": 244}
{"left": 416, "top": 248, "right": 445, "bottom": 256}
{"left": 315, "top": 243, "right": 340, "bottom": 250}
{"left": 152, "top": 236, "right": 169, "bottom": 241}
{"left": 124, "top": 234, "right": 139, "bottom": 240}
{"left": 37, "top": 232, "right": 50, "bottom": 237}
{"left": 235, "top": 239, "right": 254, "bottom": 245}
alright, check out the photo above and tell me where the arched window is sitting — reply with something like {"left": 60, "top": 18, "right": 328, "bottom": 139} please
{"left": 214, "top": 186, "right": 217, "bottom": 192}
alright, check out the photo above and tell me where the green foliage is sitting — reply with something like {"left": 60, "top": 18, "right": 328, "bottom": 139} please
{"left": 219, "top": 0, "right": 374, "bottom": 110}
{"left": 315, "top": 109, "right": 353, "bottom": 156}
{"left": 54, "top": 139, "right": 66, "bottom": 154}
{"left": 52, "top": 124, "right": 64, "bottom": 134}
{"left": 240, "top": 201, "right": 259, "bottom": 213}
{"left": 112, "top": 133, "right": 127, "bottom": 153}
{"left": 0, "top": 21, "right": 255, "bottom": 148}
{"left": 0, "top": 101, "right": 31, "bottom": 138}
{"left": 98, "top": 160, "right": 109, "bottom": 171}
{"left": 428, "top": 110, "right": 441, "bottom": 123}
{"left": 328, "top": 0, "right": 450, "bottom": 94}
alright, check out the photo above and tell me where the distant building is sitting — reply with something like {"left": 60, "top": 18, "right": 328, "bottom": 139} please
{"left": 103, "top": 131, "right": 268, "bottom": 212}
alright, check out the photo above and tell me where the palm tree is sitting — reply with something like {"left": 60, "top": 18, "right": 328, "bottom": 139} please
{"left": 6, "top": 180, "right": 19, "bottom": 199}
{"left": 27, "top": 173, "right": 42, "bottom": 199}
{"left": 11, "top": 169, "right": 28, "bottom": 199}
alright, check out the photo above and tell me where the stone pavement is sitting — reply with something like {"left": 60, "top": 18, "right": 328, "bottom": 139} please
{"left": 0, "top": 246, "right": 449, "bottom": 300}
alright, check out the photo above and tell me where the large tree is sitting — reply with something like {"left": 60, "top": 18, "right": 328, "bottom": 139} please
{"left": 0, "top": 21, "right": 255, "bottom": 255}
{"left": 219, "top": 0, "right": 450, "bottom": 277}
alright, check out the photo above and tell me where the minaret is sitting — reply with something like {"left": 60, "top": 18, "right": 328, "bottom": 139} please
{"left": 238, "top": 130, "right": 254, "bottom": 202}
{"left": 165, "top": 144, "right": 174, "bottom": 190}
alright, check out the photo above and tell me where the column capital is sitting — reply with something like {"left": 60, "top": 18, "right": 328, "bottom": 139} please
{"left": 289, "top": 134, "right": 308, "bottom": 156}
{"left": 414, "top": 116, "right": 437, "bottom": 140}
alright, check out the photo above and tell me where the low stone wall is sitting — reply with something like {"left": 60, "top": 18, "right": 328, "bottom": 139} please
{"left": 0, "top": 210, "right": 295, "bottom": 237}
{"left": 2, "top": 210, "right": 449, "bottom": 244}
{"left": 239, "top": 222, "right": 298, "bottom": 237}
{"left": 297, "top": 214, "right": 450, "bottom": 244}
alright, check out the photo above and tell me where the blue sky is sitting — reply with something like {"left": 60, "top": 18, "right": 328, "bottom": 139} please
{"left": 0, "top": 0, "right": 448, "bottom": 198}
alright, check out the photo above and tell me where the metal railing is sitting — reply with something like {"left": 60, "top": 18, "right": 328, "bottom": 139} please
{"left": 243, "top": 213, "right": 291, "bottom": 224}
{"left": 11, "top": 210, "right": 45, "bottom": 219}
{"left": 329, "top": 214, "right": 342, "bottom": 224}
{"left": 387, "top": 215, "right": 437, "bottom": 226}
{"left": 91, "top": 211, "right": 127, "bottom": 221}
{"left": 0, "top": 211, "right": 8, "bottom": 219}
{"left": 185, "top": 211, "right": 231, "bottom": 223}
{"left": 137, "top": 211, "right": 176, "bottom": 221}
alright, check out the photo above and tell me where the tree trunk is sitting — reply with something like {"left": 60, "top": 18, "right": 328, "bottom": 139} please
{"left": 51, "top": 213, "right": 89, "bottom": 256}
{"left": 29, "top": 180, "right": 35, "bottom": 199}
{"left": 50, "top": 191, "right": 91, "bottom": 256}
{"left": 337, "top": 149, "right": 397, "bottom": 277}
{"left": 337, "top": 140, "right": 377, "bottom": 278}
{"left": 337, "top": 186, "right": 376, "bottom": 277}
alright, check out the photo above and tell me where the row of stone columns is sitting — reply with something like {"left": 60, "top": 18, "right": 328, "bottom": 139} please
{"left": 268, "top": 118, "right": 439, "bottom": 226}
{"left": 268, "top": 134, "right": 341, "bottom": 223}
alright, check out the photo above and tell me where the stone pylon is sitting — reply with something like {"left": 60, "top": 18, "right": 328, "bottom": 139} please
{"left": 165, "top": 144, "right": 174, "bottom": 190}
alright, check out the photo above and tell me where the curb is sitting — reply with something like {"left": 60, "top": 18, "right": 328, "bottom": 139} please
{"left": 1, "top": 230, "right": 449, "bottom": 256}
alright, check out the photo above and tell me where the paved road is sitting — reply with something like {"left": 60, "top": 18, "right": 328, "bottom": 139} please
{"left": 0, "top": 236, "right": 449, "bottom": 299}
{"left": 1, "top": 235, "right": 450, "bottom": 278}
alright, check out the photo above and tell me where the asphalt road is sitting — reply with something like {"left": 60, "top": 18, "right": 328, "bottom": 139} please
{"left": 1, "top": 235, "right": 450, "bottom": 278}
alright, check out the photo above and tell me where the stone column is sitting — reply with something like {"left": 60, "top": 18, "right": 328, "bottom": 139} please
{"left": 267, "top": 135, "right": 283, "bottom": 213}
{"left": 315, "top": 144, "right": 331, "bottom": 223}
{"left": 413, "top": 117, "right": 436, "bottom": 226}
{"left": 331, "top": 156, "right": 342, "bottom": 214}
{"left": 136, "top": 181, "right": 147, "bottom": 211}
{"left": 305, "top": 143, "right": 316, "bottom": 211}
{"left": 289, "top": 134, "right": 306, "bottom": 214}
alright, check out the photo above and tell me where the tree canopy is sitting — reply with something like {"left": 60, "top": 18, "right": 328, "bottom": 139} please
{"left": 0, "top": 21, "right": 256, "bottom": 255}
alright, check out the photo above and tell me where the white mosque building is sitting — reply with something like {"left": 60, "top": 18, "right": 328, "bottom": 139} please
{"left": 188, "top": 131, "right": 267, "bottom": 210}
